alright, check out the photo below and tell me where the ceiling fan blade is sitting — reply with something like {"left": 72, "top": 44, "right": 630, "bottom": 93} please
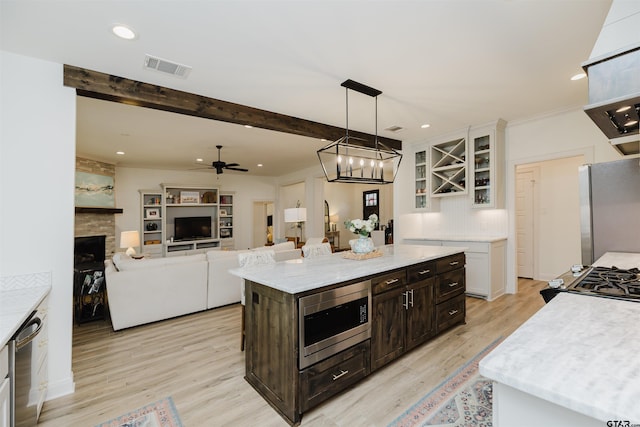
{"left": 225, "top": 162, "right": 240, "bottom": 167}
{"left": 225, "top": 167, "right": 249, "bottom": 172}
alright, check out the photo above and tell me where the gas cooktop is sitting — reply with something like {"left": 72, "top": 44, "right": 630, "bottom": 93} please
{"left": 541, "top": 265, "right": 640, "bottom": 303}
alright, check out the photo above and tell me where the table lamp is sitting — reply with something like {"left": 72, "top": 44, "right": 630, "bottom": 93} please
{"left": 284, "top": 207, "right": 307, "bottom": 245}
{"left": 120, "top": 230, "right": 140, "bottom": 256}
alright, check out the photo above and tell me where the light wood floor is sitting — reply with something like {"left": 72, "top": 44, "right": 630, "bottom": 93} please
{"left": 38, "top": 278, "right": 547, "bottom": 426}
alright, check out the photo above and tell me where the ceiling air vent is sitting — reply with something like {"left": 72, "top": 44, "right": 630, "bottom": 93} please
{"left": 143, "top": 54, "right": 192, "bottom": 78}
{"left": 385, "top": 125, "right": 404, "bottom": 133}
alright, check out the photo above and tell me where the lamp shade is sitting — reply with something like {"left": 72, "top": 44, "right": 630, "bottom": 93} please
{"left": 284, "top": 207, "right": 307, "bottom": 223}
{"left": 120, "top": 230, "right": 140, "bottom": 256}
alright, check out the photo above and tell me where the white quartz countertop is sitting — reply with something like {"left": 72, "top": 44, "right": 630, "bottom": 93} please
{"left": 592, "top": 252, "right": 640, "bottom": 269}
{"left": 479, "top": 292, "right": 640, "bottom": 423}
{"left": 0, "top": 272, "right": 51, "bottom": 346}
{"left": 404, "top": 236, "right": 507, "bottom": 243}
{"left": 230, "top": 244, "right": 465, "bottom": 294}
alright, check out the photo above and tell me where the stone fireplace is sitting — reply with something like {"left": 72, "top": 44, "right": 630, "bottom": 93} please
{"left": 74, "top": 157, "right": 120, "bottom": 256}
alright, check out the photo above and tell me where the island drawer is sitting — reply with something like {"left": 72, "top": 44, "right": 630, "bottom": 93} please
{"left": 436, "top": 253, "right": 465, "bottom": 274}
{"left": 436, "top": 293, "right": 465, "bottom": 333}
{"left": 435, "top": 268, "right": 465, "bottom": 303}
{"left": 407, "top": 261, "right": 436, "bottom": 282}
{"left": 299, "top": 340, "right": 371, "bottom": 412}
{"left": 371, "top": 269, "right": 407, "bottom": 295}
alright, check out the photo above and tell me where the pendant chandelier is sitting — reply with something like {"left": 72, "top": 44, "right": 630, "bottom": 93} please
{"left": 317, "top": 79, "right": 402, "bottom": 184}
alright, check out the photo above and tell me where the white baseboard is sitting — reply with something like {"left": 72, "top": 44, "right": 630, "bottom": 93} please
{"left": 45, "top": 374, "right": 75, "bottom": 401}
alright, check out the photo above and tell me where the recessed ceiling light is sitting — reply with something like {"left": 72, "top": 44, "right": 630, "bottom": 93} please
{"left": 196, "top": 158, "right": 203, "bottom": 162}
{"left": 244, "top": 125, "right": 253, "bottom": 129}
{"left": 421, "top": 124, "right": 431, "bottom": 129}
{"left": 257, "top": 164, "right": 263, "bottom": 167}
{"left": 112, "top": 25, "right": 137, "bottom": 40}
{"left": 570, "top": 73, "right": 586, "bottom": 81}
{"left": 116, "top": 151, "right": 125, "bottom": 155}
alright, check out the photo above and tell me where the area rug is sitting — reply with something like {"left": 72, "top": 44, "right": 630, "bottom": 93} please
{"left": 388, "top": 338, "right": 502, "bottom": 427}
{"left": 95, "top": 396, "right": 183, "bottom": 427}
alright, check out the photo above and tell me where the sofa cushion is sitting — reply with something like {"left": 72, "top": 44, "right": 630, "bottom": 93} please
{"left": 253, "top": 241, "right": 295, "bottom": 252}
{"left": 111, "top": 252, "right": 133, "bottom": 271}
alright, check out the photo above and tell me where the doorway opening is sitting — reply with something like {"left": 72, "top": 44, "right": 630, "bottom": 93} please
{"left": 515, "top": 155, "right": 584, "bottom": 281}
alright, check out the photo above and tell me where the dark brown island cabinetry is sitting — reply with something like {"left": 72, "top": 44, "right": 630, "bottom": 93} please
{"left": 243, "top": 252, "right": 466, "bottom": 426}
{"left": 371, "top": 264, "right": 436, "bottom": 370}
{"left": 371, "top": 254, "right": 466, "bottom": 372}
{"left": 435, "top": 253, "right": 466, "bottom": 332}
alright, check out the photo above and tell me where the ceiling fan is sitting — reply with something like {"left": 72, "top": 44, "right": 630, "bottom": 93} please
{"left": 209, "top": 145, "right": 249, "bottom": 174}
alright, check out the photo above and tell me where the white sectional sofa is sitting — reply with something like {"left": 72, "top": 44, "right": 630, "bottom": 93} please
{"left": 105, "top": 241, "right": 300, "bottom": 331}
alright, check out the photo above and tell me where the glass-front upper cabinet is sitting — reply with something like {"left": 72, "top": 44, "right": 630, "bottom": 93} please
{"left": 415, "top": 149, "right": 428, "bottom": 209}
{"left": 412, "top": 144, "right": 439, "bottom": 211}
{"left": 470, "top": 119, "right": 506, "bottom": 209}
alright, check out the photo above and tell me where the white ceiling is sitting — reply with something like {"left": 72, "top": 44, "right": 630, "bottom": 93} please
{"left": 1, "top": 1, "right": 612, "bottom": 177}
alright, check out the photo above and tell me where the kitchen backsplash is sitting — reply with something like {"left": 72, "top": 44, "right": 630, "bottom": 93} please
{"left": 399, "top": 196, "right": 508, "bottom": 239}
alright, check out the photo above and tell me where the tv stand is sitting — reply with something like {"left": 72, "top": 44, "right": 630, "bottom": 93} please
{"left": 166, "top": 238, "right": 221, "bottom": 256}
{"left": 137, "top": 184, "right": 226, "bottom": 257}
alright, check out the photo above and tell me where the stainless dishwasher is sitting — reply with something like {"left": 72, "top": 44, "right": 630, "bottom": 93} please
{"left": 9, "top": 311, "right": 43, "bottom": 427}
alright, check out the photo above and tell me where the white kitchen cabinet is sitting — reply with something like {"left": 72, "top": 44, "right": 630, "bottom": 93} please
{"left": 404, "top": 238, "right": 506, "bottom": 301}
{"left": 0, "top": 344, "right": 9, "bottom": 427}
{"left": 492, "top": 382, "right": 602, "bottom": 427}
{"left": 412, "top": 144, "right": 439, "bottom": 211}
{"left": 32, "top": 296, "right": 49, "bottom": 420}
{"left": 430, "top": 134, "right": 468, "bottom": 197}
{"left": 469, "top": 119, "right": 506, "bottom": 209}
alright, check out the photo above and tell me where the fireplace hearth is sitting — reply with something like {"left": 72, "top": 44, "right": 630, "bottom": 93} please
{"left": 74, "top": 235, "right": 108, "bottom": 323}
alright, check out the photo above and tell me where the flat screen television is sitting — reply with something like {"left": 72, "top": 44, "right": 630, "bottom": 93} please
{"left": 174, "top": 216, "right": 212, "bottom": 241}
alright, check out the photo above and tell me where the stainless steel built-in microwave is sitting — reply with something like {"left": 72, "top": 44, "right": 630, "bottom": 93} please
{"left": 298, "top": 280, "right": 371, "bottom": 369}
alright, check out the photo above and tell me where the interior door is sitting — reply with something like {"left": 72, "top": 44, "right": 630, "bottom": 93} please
{"left": 516, "top": 168, "right": 536, "bottom": 278}
{"left": 363, "top": 190, "right": 380, "bottom": 229}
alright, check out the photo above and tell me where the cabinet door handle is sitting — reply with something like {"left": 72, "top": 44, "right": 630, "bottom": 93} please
{"left": 409, "top": 289, "right": 414, "bottom": 307}
{"left": 332, "top": 369, "right": 349, "bottom": 381}
{"left": 448, "top": 310, "right": 459, "bottom": 316}
{"left": 402, "top": 291, "right": 408, "bottom": 309}
{"left": 418, "top": 269, "right": 431, "bottom": 275}
{"left": 448, "top": 282, "right": 459, "bottom": 287}
{"left": 449, "top": 261, "right": 459, "bottom": 266}
{"left": 385, "top": 278, "right": 400, "bottom": 285}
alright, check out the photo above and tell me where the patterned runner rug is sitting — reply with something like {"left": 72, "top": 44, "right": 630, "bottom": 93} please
{"left": 95, "top": 396, "right": 183, "bottom": 427}
{"left": 388, "top": 339, "right": 502, "bottom": 427}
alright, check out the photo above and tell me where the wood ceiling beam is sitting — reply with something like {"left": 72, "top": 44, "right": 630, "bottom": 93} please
{"left": 63, "top": 65, "right": 402, "bottom": 150}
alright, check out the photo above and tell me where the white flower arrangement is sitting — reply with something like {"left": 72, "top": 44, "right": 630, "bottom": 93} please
{"left": 344, "top": 214, "right": 378, "bottom": 237}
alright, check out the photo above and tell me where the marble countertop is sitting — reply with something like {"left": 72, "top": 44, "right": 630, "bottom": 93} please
{"left": 0, "top": 272, "right": 51, "bottom": 347}
{"left": 230, "top": 244, "right": 465, "bottom": 294}
{"left": 479, "top": 292, "right": 640, "bottom": 423}
{"left": 404, "top": 236, "right": 507, "bottom": 243}
{"left": 592, "top": 251, "right": 640, "bottom": 269}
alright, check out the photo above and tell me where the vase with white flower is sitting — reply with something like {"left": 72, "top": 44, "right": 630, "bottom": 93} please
{"left": 344, "top": 214, "right": 378, "bottom": 254}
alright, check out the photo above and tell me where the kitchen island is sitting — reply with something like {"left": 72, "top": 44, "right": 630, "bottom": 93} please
{"left": 231, "top": 244, "right": 467, "bottom": 425}
{"left": 480, "top": 283, "right": 640, "bottom": 425}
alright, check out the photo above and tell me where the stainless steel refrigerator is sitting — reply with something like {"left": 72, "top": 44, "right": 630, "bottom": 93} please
{"left": 580, "top": 158, "right": 640, "bottom": 265}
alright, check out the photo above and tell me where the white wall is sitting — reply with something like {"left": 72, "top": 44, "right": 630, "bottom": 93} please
{"left": 324, "top": 182, "right": 393, "bottom": 244}
{"left": 279, "top": 181, "right": 306, "bottom": 240}
{"left": 505, "top": 107, "right": 624, "bottom": 290}
{"left": 0, "top": 51, "right": 76, "bottom": 398}
{"left": 115, "top": 167, "right": 277, "bottom": 250}
{"left": 516, "top": 156, "right": 585, "bottom": 281}
{"left": 394, "top": 107, "right": 627, "bottom": 294}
